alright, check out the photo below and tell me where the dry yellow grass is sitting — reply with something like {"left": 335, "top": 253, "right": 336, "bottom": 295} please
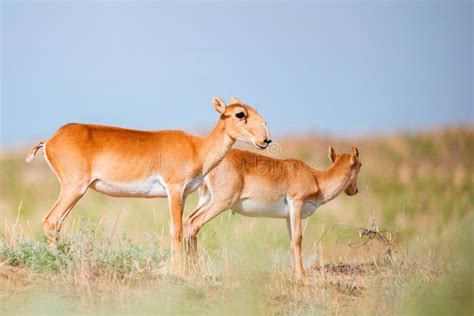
{"left": 1, "top": 127, "right": 473, "bottom": 315}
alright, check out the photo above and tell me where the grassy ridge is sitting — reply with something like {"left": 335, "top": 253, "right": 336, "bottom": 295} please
{"left": 0, "top": 127, "right": 473, "bottom": 314}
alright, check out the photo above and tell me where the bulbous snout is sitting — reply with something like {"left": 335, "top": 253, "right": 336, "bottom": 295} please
{"left": 256, "top": 138, "right": 272, "bottom": 149}
{"left": 236, "top": 121, "right": 271, "bottom": 150}
{"left": 233, "top": 106, "right": 272, "bottom": 150}
{"left": 253, "top": 121, "right": 272, "bottom": 150}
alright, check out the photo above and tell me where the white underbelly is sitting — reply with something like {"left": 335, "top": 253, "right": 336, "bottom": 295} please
{"left": 232, "top": 198, "right": 289, "bottom": 218}
{"left": 231, "top": 198, "right": 318, "bottom": 219}
{"left": 91, "top": 175, "right": 168, "bottom": 198}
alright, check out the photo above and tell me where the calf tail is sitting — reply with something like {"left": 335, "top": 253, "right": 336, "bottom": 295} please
{"left": 26, "top": 141, "right": 45, "bottom": 163}
{"left": 195, "top": 183, "right": 211, "bottom": 209}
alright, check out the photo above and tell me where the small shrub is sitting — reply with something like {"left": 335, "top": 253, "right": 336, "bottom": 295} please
{"left": 0, "top": 224, "right": 167, "bottom": 278}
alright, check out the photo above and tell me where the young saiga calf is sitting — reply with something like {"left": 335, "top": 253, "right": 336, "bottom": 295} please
{"left": 26, "top": 97, "right": 271, "bottom": 257}
{"left": 184, "top": 146, "right": 361, "bottom": 278}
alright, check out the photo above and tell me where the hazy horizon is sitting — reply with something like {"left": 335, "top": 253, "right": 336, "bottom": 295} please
{"left": 1, "top": 1, "right": 472, "bottom": 147}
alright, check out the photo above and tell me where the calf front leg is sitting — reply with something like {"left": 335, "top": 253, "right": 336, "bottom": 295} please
{"left": 286, "top": 217, "right": 294, "bottom": 267}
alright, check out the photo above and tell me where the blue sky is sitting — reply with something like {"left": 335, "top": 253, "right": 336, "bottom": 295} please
{"left": 1, "top": 1, "right": 472, "bottom": 147}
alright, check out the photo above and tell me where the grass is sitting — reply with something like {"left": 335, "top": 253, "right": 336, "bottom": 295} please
{"left": 0, "top": 126, "right": 473, "bottom": 315}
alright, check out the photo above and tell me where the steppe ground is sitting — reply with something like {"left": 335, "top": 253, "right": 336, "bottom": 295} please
{"left": 1, "top": 127, "right": 473, "bottom": 315}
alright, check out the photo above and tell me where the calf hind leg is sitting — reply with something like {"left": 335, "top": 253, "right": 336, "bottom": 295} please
{"left": 184, "top": 202, "right": 227, "bottom": 257}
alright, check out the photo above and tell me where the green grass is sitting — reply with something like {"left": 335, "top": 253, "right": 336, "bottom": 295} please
{"left": 1, "top": 224, "right": 166, "bottom": 275}
{"left": 0, "top": 127, "right": 473, "bottom": 315}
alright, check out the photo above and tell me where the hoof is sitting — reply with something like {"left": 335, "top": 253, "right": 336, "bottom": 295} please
{"left": 46, "top": 232, "right": 60, "bottom": 247}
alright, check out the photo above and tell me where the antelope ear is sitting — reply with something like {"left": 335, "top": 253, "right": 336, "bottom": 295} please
{"left": 230, "top": 96, "right": 241, "bottom": 104}
{"left": 351, "top": 146, "right": 359, "bottom": 165}
{"left": 328, "top": 146, "right": 337, "bottom": 162}
{"left": 212, "top": 97, "right": 226, "bottom": 113}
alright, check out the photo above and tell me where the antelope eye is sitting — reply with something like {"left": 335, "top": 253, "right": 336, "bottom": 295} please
{"left": 235, "top": 112, "right": 246, "bottom": 119}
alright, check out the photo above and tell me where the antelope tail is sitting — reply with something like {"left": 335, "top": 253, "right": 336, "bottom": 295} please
{"left": 26, "top": 141, "right": 45, "bottom": 163}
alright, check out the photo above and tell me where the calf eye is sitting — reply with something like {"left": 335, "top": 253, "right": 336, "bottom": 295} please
{"left": 236, "top": 112, "right": 246, "bottom": 119}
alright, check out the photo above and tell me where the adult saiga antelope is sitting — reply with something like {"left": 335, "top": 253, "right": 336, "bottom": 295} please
{"left": 26, "top": 97, "right": 271, "bottom": 255}
{"left": 184, "top": 146, "right": 361, "bottom": 278}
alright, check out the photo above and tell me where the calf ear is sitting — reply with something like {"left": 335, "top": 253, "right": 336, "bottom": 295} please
{"left": 352, "top": 146, "right": 359, "bottom": 158}
{"left": 230, "top": 96, "right": 241, "bottom": 104}
{"left": 351, "top": 146, "right": 359, "bottom": 165}
{"left": 328, "top": 146, "right": 337, "bottom": 162}
{"left": 212, "top": 97, "right": 226, "bottom": 113}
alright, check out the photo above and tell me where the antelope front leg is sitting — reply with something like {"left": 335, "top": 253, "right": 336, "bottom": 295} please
{"left": 289, "top": 199, "right": 305, "bottom": 279}
{"left": 167, "top": 187, "right": 185, "bottom": 265}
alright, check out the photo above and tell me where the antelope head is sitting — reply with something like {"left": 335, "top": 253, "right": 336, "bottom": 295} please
{"left": 213, "top": 97, "right": 272, "bottom": 150}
